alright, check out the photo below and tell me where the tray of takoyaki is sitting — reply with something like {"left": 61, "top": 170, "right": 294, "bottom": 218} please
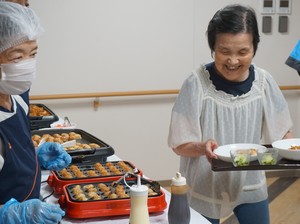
{"left": 47, "top": 161, "right": 143, "bottom": 194}
{"left": 29, "top": 104, "right": 59, "bottom": 130}
{"left": 31, "top": 129, "right": 115, "bottom": 163}
{"left": 58, "top": 175, "right": 167, "bottom": 219}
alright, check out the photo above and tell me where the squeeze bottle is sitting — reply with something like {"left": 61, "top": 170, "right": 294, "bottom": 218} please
{"left": 168, "top": 172, "right": 190, "bottom": 224}
{"left": 129, "top": 175, "right": 150, "bottom": 224}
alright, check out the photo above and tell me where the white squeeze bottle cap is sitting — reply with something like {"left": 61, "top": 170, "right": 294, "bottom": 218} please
{"left": 130, "top": 174, "right": 148, "bottom": 196}
{"left": 172, "top": 172, "right": 186, "bottom": 186}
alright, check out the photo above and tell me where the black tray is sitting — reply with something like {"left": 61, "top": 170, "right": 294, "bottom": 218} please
{"left": 31, "top": 129, "right": 115, "bottom": 163}
{"left": 212, "top": 157, "right": 300, "bottom": 171}
{"left": 29, "top": 104, "right": 59, "bottom": 130}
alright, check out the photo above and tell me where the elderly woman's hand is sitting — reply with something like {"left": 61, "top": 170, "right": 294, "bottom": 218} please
{"left": 204, "top": 139, "right": 219, "bottom": 163}
{"left": 173, "top": 139, "right": 219, "bottom": 161}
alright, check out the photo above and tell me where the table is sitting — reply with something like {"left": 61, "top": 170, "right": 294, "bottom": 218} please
{"left": 40, "top": 155, "right": 211, "bottom": 224}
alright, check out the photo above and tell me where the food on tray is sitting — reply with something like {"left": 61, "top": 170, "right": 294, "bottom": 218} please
{"left": 75, "top": 193, "right": 88, "bottom": 201}
{"left": 57, "top": 162, "right": 135, "bottom": 179}
{"left": 230, "top": 149, "right": 251, "bottom": 167}
{"left": 257, "top": 148, "right": 278, "bottom": 166}
{"left": 214, "top": 143, "right": 264, "bottom": 163}
{"left": 233, "top": 154, "right": 249, "bottom": 166}
{"left": 59, "top": 178, "right": 166, "bottom": 219}
{"left": 69, "top": 182, "right": 157, "bottom": 202}
{"left": 260, "top": 154, "right": 277, "bottom": 165}
{"left": 60, "top": 168, "right": 73, "bottom": 179}
{"left": 32, "top": 132, "right": 102, "bottom": 151}
{"left": 86, "top": 170, "right": 98, "bottom": 177}
{"left": 108, "top": 193, "right": 118, "bottom": 199}
{"left": 94, "top": 162, "right": 104, "bottom": 170}
{"left": 32, "top": 134, "right": 41, "bottom": 142}
{"left": 69, "top": 165, "right": 80, "bottom": 172}
{"left": 117, "top": 161, "right": 134, "bottom": 172}
{"left": 89, "top": 143, "right": 101, "bottom": 148}
{"left": 107, "top": 165, "right": 122, "bottom": 175}
{"left": 94, "top": 163, "right": 110, "bottom": 175}
{"left": 32, "top": 132, "right": 82, "bottom": 145}
{"left": 72, "top": 185, "right": 83, "bottom": 194}
{"left": 250, "top": 148, "right": 257, "bottom": 156}
{"left": 65, "top": 165, "right": 86, "bottom": 178}
{"left": 83, "top": 184, "right": 95, "bottom": 191}
{"left": 72, "top": 185, "right": 88, "bottom": 201}
{"left": 29, "top": 104, "right": 51, "bottom": 117}
{"left": 74, "top": 170, "right": 86, "bottom": 178}
{"left": 88, "top": 192, "right": 102, "bottom": 200}
{"left": 98, "top": 183, "right": 110, "bottom": 192}
{"left": 272, "top": 139, "right": 300, "bottom": 161}
{"left": 289, "top": 145, "right": 300, "bottom": 150}
{"left": 65, "top": 143, "right": 100, "bottom": 151}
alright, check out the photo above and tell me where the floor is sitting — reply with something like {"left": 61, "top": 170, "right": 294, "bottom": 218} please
{"left": 221, "top": 175, "right": 300, "bottom": 224}
{"left": 160, "top": 171, "right": 300, "bottom": 224}
{"left": 267, "top": 177, "right": 300, "bottom": 224}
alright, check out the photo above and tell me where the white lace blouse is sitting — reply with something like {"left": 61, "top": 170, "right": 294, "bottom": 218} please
{"left": 168, "top": 64, "right": 293, "bottom": 219}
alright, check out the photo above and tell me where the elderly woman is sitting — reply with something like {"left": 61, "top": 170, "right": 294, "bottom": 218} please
{"left": 0, "top": 2, "right": 71, "bottom": 223}
{"left": 168, "top": 4, "right": 293, "bottom": 224}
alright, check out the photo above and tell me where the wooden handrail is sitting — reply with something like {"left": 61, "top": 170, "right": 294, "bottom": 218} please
{"left": 279, "top": 85, "right": 300, "bottom": 91}
{"left": 29, "top": 85, "right": 300, "bottom": 101}
{"left": 29, "top": 89, "right": 180, "bottom": 100}
{"left": 29, "top": 86, "right": 300, "bottom": 110}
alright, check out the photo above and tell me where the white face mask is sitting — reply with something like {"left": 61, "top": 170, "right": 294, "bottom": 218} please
{"left": 0, "top": 58, "right": 36, "bottom": 95}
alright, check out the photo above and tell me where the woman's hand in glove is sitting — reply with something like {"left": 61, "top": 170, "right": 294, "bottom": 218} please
{"left": 37, "top": 142, "right": 72, "bottom": 170}
{"left": 0, "top": 198, "right": 65, "bottom": 224}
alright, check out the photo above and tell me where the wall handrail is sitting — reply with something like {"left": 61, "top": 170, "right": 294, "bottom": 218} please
{"left": 29, "top": 89, "right": 179, "bottom": 100}
{"left": 29, "top": 85, "right": 300, "bottom": 101}
{"left": 279, "top": 85, "right": 300, "bottom": 91}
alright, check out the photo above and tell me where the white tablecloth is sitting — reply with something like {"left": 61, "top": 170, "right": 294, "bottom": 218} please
{"left": 40, "top": 155, "right": 211, "bottom": 224}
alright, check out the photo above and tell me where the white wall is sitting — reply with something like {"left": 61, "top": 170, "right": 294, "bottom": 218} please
{"left": 29, "top": 0, "right": 300, "bottom": 180}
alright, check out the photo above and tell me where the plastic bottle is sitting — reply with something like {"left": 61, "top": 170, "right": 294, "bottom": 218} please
{"left": 168, "top": 172, "right": 190, "bottom": 224}
{"left": 129, "top": 175, "right": 150, "bottom": 224}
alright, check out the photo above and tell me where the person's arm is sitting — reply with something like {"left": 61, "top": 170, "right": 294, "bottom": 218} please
{"left": 173, "top": 139, "right": 219, "bottom": 162}
{"left": 261, "top": 68, "right": 293, "bottom": 143}
{"left": 283, "top": 130, "right": 293, "bottom": 139}
{"left": 0, "top": 198, "right": 64, "bottom": 224}
{"left": 36, "top": 142, "right": 72, "bottom": 170}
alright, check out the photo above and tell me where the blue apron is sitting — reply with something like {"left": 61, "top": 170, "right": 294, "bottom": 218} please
{"left": 0, "top": 94, "right": 41, "bottom": 204}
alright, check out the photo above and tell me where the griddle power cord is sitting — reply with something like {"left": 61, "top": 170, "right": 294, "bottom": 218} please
{"left": 40, "top": 180, "right": 65, "bottom": 223}
{"left": 41, "top": 180, "right": 54, "bottom": 201}
{"left": 41, "top": 190, "right": 54, "bottom": 202}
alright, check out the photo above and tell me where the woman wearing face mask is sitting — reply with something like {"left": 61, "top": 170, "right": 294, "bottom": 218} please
{"left": 0, "top": 2, "right": 71, "bottom": 224}
{"left": 168, "top": 4, "right": 293, "bottom": 224}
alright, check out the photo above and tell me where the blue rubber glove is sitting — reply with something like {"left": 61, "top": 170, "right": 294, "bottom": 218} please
{"left": 37, "top": 142, "right": 72, "bottom": 170}
{"left": 0, "top": 198, "right": 65, "bottom": 224}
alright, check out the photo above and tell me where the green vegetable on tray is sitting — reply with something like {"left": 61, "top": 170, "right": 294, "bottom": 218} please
{"left": 233, "top": 154, "right": 250, "bottom": 166}
{"left": 260, "top": 154, "right": 276, "bottom": 165}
